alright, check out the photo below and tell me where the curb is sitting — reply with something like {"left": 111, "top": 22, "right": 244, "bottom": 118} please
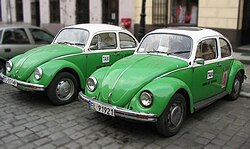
{"left": 240, "top": 91, "right": 250, "bottom": 98}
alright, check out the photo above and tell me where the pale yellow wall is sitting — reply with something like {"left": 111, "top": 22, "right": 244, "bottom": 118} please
{"left": 198, "top": 0, "right": 240, "bottom": 29}
{"left": 135, "top": 0, "right": 153, "bottom": 24}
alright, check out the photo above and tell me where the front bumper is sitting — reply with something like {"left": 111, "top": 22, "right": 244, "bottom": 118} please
{"left": 78, "top": 92, "right": 158, "bottom": 122}
{"left": 0, "top": 73, "right": 45, "bottom": 91}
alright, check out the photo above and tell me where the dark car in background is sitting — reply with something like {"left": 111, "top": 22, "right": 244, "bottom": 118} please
{"left": 0, "top": 25, "right": 54, "bottom": 76}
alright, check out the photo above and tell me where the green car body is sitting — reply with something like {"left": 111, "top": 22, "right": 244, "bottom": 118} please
{"left": 79, "top": 27, "right": 246, "bottom": 136}
{"left": 0, "top": 24, "right": 138, "bottom": 105}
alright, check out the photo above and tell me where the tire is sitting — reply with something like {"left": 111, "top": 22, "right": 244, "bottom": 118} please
{"left": 156, "top": 93, "right": 187, "bottom": 137}
{"left": 47, "top": 72, "right": 79, "bottom": 106}
{"left": 0, "top": 61, "right": 6, "bottom": 84}
{"left": 227, "top": 72, "right": 242, "bottom": 101}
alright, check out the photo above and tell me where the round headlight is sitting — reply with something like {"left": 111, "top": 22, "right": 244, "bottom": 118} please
{"left": 86, "top": 77, "right": 97, "bottom": 92}
{"left": 34, "top": 67, "right": 43, "bottom": 80}
{"left": 140, "top": 91, "right": 153, "bottom": 107}
{"left": 6, "top": 61, "right": 13, "bottom": 72}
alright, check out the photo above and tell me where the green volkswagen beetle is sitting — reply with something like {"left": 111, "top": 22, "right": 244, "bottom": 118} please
{"left": 79, "top": 27, "right": 246, "bottom": 136}
{"left": 0, "top": 24, "right": 138, "bottom": 105}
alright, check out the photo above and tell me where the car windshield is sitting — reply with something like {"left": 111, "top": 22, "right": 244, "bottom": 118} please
{"left": 137, "top": 33, "right": 192, "bottom": 59}
{"left": 53, "top": 28, "right": 89, "bottom": 47}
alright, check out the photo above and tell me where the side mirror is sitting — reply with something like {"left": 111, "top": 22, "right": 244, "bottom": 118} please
{"left": 195, "top": 58, "right": 205, "bottom": 65}
{"left": 89, "top": 45, "right": 98, "bottom": 50}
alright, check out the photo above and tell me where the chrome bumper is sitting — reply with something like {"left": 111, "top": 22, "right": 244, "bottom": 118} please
{"left": 78, "top": 92, "right": 158, "bottom": 122}
{"left": 0, "top": 73, "right": 45, "bottom": 91}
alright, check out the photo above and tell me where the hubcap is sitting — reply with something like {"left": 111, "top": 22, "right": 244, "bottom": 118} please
{"left": 168, "top": 102, "right": 183, "bottom": 130}
{"left": 233, "top": 78, "right": 240, "bottom": 94}
{"left": 56, "top": 79, "right": 74, "bottom": 101}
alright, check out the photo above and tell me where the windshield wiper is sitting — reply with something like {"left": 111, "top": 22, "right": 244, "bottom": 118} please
{"left": 72, "top": 43, "right": 85, "bottom": 46}
{"left": 57, "top": 41, "right": 73, "bottom": 45}
{"left": 167, "top": 51, "right": 190, "bottom": 55}
{"left": 147, "top": 51, "right": 168, "bottom": 54}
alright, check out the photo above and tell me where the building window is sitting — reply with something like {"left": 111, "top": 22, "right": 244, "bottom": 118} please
{"left": 50, "top": 0, "right": 60, "bottom": 23}
{"left": 16, "top": 0, "right": 23, "bottom": 22}
{"left": 171, "top": 0, "right": 198, "bottom": 25}
{"left": 153, "top": 0, "right": 168, "bottom": 25}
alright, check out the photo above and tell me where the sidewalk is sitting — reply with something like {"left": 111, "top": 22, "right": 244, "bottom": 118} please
{"left": 235, "top": 45, "right": 250, "bottom": 98}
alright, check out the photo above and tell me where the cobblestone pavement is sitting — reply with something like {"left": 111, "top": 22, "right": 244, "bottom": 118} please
{"left": 0, "top": 84, "right": 250, "bottom": 149}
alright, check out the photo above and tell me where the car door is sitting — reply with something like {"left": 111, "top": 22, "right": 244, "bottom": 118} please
{"left": 0, "top": 28, "right": 36, "bottom": 59}
{"left": 192, "top": 38, "right": 225, "bottom": 102}
{"left": 118, "top": 32, "right": 137, "bottom": 58}
{"left": 86, "top": 32, "right": 122, "bottom": 77}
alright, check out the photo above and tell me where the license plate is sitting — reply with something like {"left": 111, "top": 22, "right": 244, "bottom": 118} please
{"left": 3, "top": 76, "right": 17, "bottom": 87}
{"left": 90, "top": 101, "right": 115, "bottom": 117}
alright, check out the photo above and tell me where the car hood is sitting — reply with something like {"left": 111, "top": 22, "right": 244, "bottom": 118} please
{"left": 11, "top": 44, "right": 82, "bottom": 81}
{"left": 100, "top": 54, "right": 189, "bottom": 107}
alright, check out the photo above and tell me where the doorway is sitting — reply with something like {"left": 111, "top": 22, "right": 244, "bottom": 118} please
{"left": 242, "top": 0, "right": 250, "bottom": 45}
{"left": 76, "top": 0, "right": 89, "bottom": 23}
{"left": 31, "top": 0, "right": 40, "bottom": 26}
{"left": 102, "top": 0, "right": 119, "bottom": 25}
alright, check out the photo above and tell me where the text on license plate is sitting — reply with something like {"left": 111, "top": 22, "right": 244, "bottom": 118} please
{"left": 3, "top": 77, "right": 17, "bottom": 87}
{"left": 92, "top": 102, "right": 115, "bottom": 117}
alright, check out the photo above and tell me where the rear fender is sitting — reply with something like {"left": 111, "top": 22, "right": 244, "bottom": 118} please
{"left": 226, "top": 60, "right": 245, "bottom": 94}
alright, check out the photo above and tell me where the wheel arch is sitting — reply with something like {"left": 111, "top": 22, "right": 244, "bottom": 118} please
{"left": 226, "top": 60, "right": 245, "bottom": 94}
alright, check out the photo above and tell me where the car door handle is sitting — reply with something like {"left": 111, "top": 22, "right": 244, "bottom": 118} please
{"left": 4, "top": 48, "right": 11, "bottom": 52}
{"left": 217, "top": 63, "right": 222, "bottom": 67}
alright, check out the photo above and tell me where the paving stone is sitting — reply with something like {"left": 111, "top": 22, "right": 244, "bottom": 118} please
{"left": 37, "top": 143, "right": 56, "bottom": 149}
{"left": 203, "top": 143, "right": 220, "bottom": 149}
{"left": 0, "top": 131, "right": 8, "bottom": 138}
{"left": 194, "top": 137, "right": 210, "bottom": 145}
{"left": 49, "top": 132, "right": 66, "bottom": 141}
{"left": 16, "top": 129, "right": 33, "bottom": 137}
{"left": 36, "top": 129, "right": 52, "bottom": 138}
{"left": 34, "top": 137, "right": 51, "bottom": 146}
{"left": 22, "top": 134, "right": 40, "bottom": 143}
{"left": 30, "top": 124, "right": 47, "bottom": 132}
{"left": 7, "top": 126, "right": 25, "bottom": 133}
{"left": 24, "top": 122, "right": 38, "bottom": 128}
{"left": 64, "top": 142, "right": 81, "bottom": 149}
{"left": 4, "top": 139, "right": 23, "bottom": 149}
{"left": 2, "top": 134, "right": 18, "bottom": 143}
{"left": 52, "top": 136, "right": 71, "bottom": 147}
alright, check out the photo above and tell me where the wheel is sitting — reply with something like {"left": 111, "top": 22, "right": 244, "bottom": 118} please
{"left": 47, "top": 72, "right": 79, "bottom": 105}
{"left": 227, "top": 72, "right": 242, "bottom": 100}
{"left": 0, "top": 61, "right": 6, "bottom": 84}
{"left": 156, "top": 93, "right": 187, "bottom": 137}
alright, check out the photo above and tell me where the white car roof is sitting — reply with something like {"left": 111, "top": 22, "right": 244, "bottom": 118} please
{"left": 148, "top": 27, "right": 223, "bottom": 42}
{"left": 64, "top": 23, "right": 129, "bottom": 34}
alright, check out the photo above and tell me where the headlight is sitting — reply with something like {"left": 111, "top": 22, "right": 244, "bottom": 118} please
{"left": 86, "top": 77, "right": 97, "bottom": 92}
{"left": 140, "top": 91, "right": 153, "bottom": 107}
{"left": 34, "top": 67, "right": 43, "bottom": 80}
{"left": 6, "top": 61, "right": 13, "bottom": 72}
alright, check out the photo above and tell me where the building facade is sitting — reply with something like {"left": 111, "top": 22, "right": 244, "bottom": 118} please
{"left": 1, "top": 0, "right": 249, "bottom": 47}
{"left": 134, "top": 0, "right": 250, "bottom": 47}
{"left": 0, "top": 0, "right": 135, "bottom": 35}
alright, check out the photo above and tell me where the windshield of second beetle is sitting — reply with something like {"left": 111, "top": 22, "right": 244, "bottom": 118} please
{"left": 53, "top": 28, "right": 89, "bottom": 47}
{"left": 137, "top": 33, "right": 192, "bottom": 59}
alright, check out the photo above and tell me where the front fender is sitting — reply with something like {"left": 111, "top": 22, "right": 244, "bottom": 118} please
{"left": 128, "top": 77, "right": 193, "bottom": 116}
{"left": 27, "top": 60, "right": 85, "bottom": 88}
{"left": 85, "top": 66, "right": 111, "bottom": 97}
{"left": 226, "top": 60, "right": 245, "bottom": 93}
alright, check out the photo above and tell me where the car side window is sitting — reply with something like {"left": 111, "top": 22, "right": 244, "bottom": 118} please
{"left": 29, "top": 28, "right": 54, "bottom": 44}
{"left": 0, "top": 30, "right": 2, "bottom": 42}
{"left": 219, "top": 38, "right": 231, "bottom": 58}
{"left": 90, "top": 33, "right": 117, "bottom": 50}
{"left": 119, "top": 32, "right": 136, "bottom": 49}
{"left": 2, "top": 28, "right": 30, "bottom": 44}
{"left": 196, "top": 38, "right": 217, "bottom": 60}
